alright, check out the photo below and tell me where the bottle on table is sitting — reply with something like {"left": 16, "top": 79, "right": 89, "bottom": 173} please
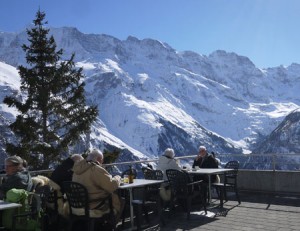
{"left": 128, "top": 165, "right": 134, "bottom": 184}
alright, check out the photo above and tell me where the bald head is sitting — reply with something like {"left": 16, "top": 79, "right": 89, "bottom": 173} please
{"left": 198, "top": 146, "right": 206, "bottom": 152}
{"left": 198, "top": 145, "right": 207, "bottom": 157}
{"left": 70, "top": 154, "right": 83, "bottom": 162}
{"left": 86, "top": 149, "right": 103, "bottom": 164}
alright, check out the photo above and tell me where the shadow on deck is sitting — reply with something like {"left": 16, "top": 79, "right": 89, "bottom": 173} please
{"left": 119, "top": 191, "right": 300, "bottom": 231}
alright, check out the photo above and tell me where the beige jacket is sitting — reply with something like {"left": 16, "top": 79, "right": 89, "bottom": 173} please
{"left": 72, "top": 160, "right": 121, "bottom": 214}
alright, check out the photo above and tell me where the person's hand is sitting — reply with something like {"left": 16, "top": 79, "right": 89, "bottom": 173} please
{"left": 114, "top": 175, "right": 121, "bottom": 182}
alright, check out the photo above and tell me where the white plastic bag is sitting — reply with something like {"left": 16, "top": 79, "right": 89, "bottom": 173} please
{"left": 159, "top": 183, "right": 171, "bottom": 201}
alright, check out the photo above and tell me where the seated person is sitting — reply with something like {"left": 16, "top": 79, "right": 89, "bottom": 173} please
{"left": 193, "top": 146, "right": 219, "bottom": 183}
{"left": 157, "top": 148, "right": 181, "bottom": 180}
{"left": 72, "top": 149, "right": 123, "bottom": 220}
{"left": 156, "top": 148, "right": 181, "bottom": 201}
{"left": 50, "top": 154, "right": 83, "bottom": 193}
{"left": 211, "top": 151, "right": 221, "bottom": 167}
{"left": 0, "top": 155, "right": 33, "bottom": 199}
{"left": 32, "top": 154, "right": 82, "bottom": 217}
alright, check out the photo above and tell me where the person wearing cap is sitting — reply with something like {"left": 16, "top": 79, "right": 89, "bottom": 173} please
{"left": 192, "top": 146, "right": 219, "bottom": 182}
{"left": 0, "top": 155, "right": 33, "bottom": 199}
{"left": 72, "top": 149, "right": 123, "bottom": 221}
{"left": 157, "top": 148, "right": 182, "bottom": 180}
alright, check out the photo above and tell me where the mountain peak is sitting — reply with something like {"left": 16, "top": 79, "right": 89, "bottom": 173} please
{"left": 209, "top": 50, "right": 255, "bottom": 68}
{"left": 1, "top": 26, "right": 300, "bottom": 164}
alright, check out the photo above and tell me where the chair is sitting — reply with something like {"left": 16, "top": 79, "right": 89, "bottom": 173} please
{"left": 212, "top": 160, "right": 241, "bottom": 207}
{"left": 141, "top": 167, "right": 152, "bottom": 179}
{"left": 11, "top": 192, "right": 42, "bottom": 231}
{"left": 142, "top": 168, "right": 164, "bottom": 211}
{"left": 63, "top": 181, "right": 116, "bottom": 231}
{"left": 35, "top": 185, "right": 60, "bottom": 231}
{"left": 142, "top": 168, "right": 164, "bottom": 181}
{"left": 133, "top": 169, "right": 164, "bottom": 229}
{"left": 166, "top": 169, "right": 207, "bottom": 220}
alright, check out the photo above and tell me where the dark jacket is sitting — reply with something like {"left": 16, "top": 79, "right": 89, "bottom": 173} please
{"left": 192, "top": 154, "right": 218, "bottom": 183}
{"left": 192, "top": 154, "right": 218, "bottom": 169}
{"left": 0, "top": 170, "right": 32, "bottom": 198}
{"left": 50, "top": 157, "right": 74, "bottom": 192}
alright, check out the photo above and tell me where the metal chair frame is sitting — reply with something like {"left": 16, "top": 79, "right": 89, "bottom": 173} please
{"left": 212, "top": 160, "right": 241, "bottom": 207}
{"left": 166, "top": 169, "right": 207, "bottom": 220}
{"left": 63, "top": 181, "right": 116, "bottom": 231}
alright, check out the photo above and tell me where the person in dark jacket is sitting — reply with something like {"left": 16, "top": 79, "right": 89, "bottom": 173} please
{"left": 50, "top": 154, "right": 83, "bottom": 193}
{"left": 192, "top": 146, "right": 218, "bottom": 182}
{"left": 0, "top": 155, "right": 32, "bottom": 199}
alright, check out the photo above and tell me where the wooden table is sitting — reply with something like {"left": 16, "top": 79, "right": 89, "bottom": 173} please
{"left": 119, "top": 179, "right": 164, "bottom": 230}
{"left": 187, "top": 168, "right": 234, "bottom": 203}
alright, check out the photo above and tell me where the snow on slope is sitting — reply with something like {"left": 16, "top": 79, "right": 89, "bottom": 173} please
{"left": 1, "top": 27, "right": 300, "bottom": 159}
{"left": 0, "top": 62, "right": 20, "bottom": 120}
{"left": 0, "top": 62, "right": 20, "bottom": 88}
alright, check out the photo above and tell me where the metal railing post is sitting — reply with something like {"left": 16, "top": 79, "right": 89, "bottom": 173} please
{"left": 272, "top": 154, "right": 276, "bottom": 172}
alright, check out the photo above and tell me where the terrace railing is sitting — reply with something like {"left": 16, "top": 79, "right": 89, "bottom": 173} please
{"left": 104, "top": 153, "right": 300, "bottom": 172}
{"left": 0, "top": 153, "right": 299, "bottom": 194}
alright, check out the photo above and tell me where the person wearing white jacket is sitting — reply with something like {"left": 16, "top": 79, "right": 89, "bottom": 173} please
{"left": 157, "top": 148, "right": 182, "bottom": 180}
{"left": 156, "top": 148, "right": 181, "bottom": 201}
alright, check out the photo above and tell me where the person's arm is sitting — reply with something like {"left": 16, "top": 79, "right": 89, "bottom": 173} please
{"left": 0, "top": 174, "right": 25, "bottom": 193}
{"left": 169, "top": 159, "right": 182, "bottom": 171}
{"left": 0, "top": 181, "right": 8, "bottom": 196}
{"left": 208, "top": 156, "right": 218, "bottom": 168}
{"left": 193, "top": 158, "right": 201, "bottom": 168}
{"left": 93, "top": 166, "right": 120, "bottom": 193}
{"left": 192, "top": 160, "right": 197, "bottom": 168}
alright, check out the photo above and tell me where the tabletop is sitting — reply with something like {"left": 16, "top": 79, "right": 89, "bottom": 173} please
{"left": 118, "top": 179, "right": 164, "bottom": 189}
{"left": 187, "top": 168, "right": 234, "bottom": 175}
{"left": 0, "top": 200, "right": 22, "bottom": 210}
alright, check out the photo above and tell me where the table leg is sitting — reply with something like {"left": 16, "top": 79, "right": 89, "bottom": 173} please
{"left": 128, "top": 188, "right": 134, "bottom": 229}
{"left": 208, "top": 175, "right": 212, "bottom": 203}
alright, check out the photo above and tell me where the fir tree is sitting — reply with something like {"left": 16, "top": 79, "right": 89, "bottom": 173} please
{"left": 3, "top": 10, "right": 98, "bottom": 169}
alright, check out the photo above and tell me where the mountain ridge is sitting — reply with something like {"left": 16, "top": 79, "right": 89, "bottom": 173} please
{"left": 1, "top": 27, "right": 300, "bottom": 164}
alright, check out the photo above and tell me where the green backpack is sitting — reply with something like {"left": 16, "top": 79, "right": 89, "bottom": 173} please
{"left": 2, "top": 188, "right": 41, "bottom": 231}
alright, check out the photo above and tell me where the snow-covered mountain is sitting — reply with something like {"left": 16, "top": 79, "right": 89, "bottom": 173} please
{"left": 1, "top": 27, "right": 300, "bottom": 165}
{"left": 253, "top": 108, "right": 300, "bottom": 154}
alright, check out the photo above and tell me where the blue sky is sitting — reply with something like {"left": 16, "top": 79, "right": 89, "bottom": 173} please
{"left": 1, "top": 0, "right": 300, "bottom": 68}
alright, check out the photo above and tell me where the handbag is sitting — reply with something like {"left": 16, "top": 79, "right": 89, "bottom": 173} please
{"left": 159, "top": 183, "right": 171, "bottom": 201}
